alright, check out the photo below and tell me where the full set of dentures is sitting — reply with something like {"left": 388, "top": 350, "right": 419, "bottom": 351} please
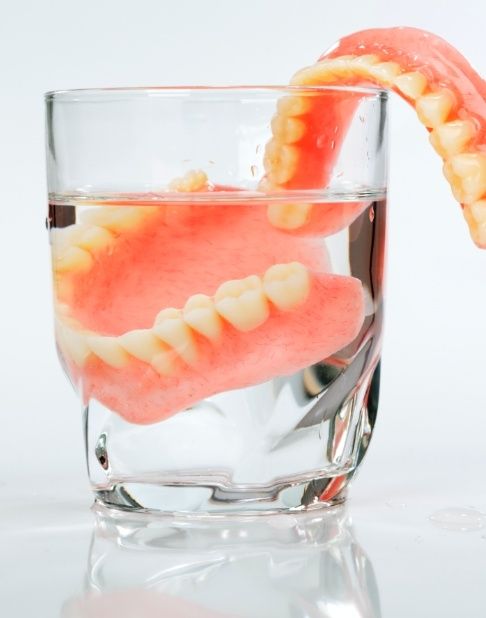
{"left": 51, "top": 27, "right": 485, "bottom": 424}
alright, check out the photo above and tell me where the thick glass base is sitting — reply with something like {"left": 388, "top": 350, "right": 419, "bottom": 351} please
{"left": 86, "top": 359, "right": 380, "bottom": 516}
{"left": 93, "top": 476, "right": 348, "bottom": 517}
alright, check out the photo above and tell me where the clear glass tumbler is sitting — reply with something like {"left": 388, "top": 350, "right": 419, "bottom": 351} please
{"left": 46, "top": 86, "right": 387, "bottom": 514}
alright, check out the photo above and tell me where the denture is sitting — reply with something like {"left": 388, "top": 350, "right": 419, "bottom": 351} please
{"left": 267, "top": 27, "right": 486, "bottom": 246}
{"left": 51, "top": 27, "right": 485, "bottom": 424}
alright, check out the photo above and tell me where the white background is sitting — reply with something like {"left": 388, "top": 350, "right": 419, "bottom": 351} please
{"left": 0, "top": 1, "right": 485, "bottom": 616}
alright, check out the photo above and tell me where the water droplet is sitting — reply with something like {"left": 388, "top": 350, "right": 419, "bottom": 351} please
{"left": 251, "top": 165, "right": 258, "bottom": 177}
{"left": 429, "top": 508, "right": 485, "bottom": 532}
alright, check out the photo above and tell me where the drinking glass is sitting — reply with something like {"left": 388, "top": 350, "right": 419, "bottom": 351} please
{"left": 45, "top": 86, "right": 387, "bottom": 514}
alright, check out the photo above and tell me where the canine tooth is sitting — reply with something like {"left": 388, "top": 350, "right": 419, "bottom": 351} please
{"left": 54, "top": 247, "right": 93, "bottom": 273}
{"left": 87, "top": 336, "right": 130, "bottom": 368}
{"left": 118, "top": 329, "right": 167, "bottom": 363}
{"left": 214, "top": 275, "right": 269, "bottom": 332}
{"left": 443, "top": 153, "right": 486, "bottom": 204}
{"left": 263, "top": 141, "right": 299, "bottom": 185}
{"left": 57, "top": 323, "right": 91, "bottom": 366}
{"left": 169, "top": 170, "right": 208, "bottom": 192}
{"left": 153, "top": 308, "right": 197, "bottom": 364}
{"left": 416, "top": 89, "right": 455, "bottom": 128}
{"left": 80, "top": 207, "right": 149, "bottom": 233}
{"left": 277, "top": 96, "right": 312, "bottom": 117}
{"left": 267, "top": 203, "right": 312, "bottom": 229}
{"left": 183, "top": 294, "right": 222, "bottom": 341}
{"left": 369, "top": 61, "right": 401, "bottom": 84}
{"left": 263, "top": 262, "right": 310, "bottom": 311}
{"left": 394, "top": 71, "right": 427, "bottom": 100}
{"left": 463, "top": 200, "right": 486, "bottom": 247}
{"left": 429, "top": 120, "right": 476, "bottom": 158}
{"left": 271, "top": 116, "right": 306, "bottom": 144}
{"left": 76, "top": 225, "right": 115, "bottom": 252}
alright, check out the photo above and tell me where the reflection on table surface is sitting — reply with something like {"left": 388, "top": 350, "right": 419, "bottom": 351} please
{"left": 62, "top": 504, "right": 381, "bottom": 618}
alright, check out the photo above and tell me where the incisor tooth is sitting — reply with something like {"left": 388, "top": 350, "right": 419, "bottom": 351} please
{"left": 263, "top": 141, "right": 299, "bottom": 185}
{"left": 87, "top": 335, "right": 129, "bottom": 368}
{"left": 276, "top": 96, "right": 312, "bottom": 117}
{"left": 271, "top": 115, "right": 306, "bottom": 144}
{"left": 291, "top": 62, "right": 341, "bottom": 85}
{"left": 80, "top": 207, "right": 150, "bottom": 233}
{"left": 369, "top": 61, "right": 401, "bottom": 84}
{"left": 351, "top": 54, "right": 380, "bottom": 67}
{"left": 429, "top": 120, "right": 476, "bottom": 158}
{"left": 394, "top": 71, "right": 427, "bottom": 100}
{"left": 463, "top": 200, "right": 486, "bottom": 247}
{"left": 76, "top": 225, "right": 115, "bottom": 252}
{"left": 54, "top": 246, "right": 93, "bottom": 273}
{"left": 57, "top": 323, "right": 91, "bottom": 367}
{"left": 263, "top": 262, "right": 310, "bottom": 311}
{"left": 183, "top": 294, "right": 222, "bottom": 341}
{"left": 443, "top": 153, "right": 486, "bottom": 204}
{"left": 416, "top": 89, "right": 455, "bottom": 128}
{"left": 215, "top": 275, "right": 269, "bottom": 332}
{"left": 118, "top": 329, "right": 168, "bottom": 363}
{"left": 153, "top": 308, "right": 197, "bottom": 364}
{"left": 267, "top": 203, "right": 312, "bottom": 229}
{"left": 169, "top": 170, "right": 208, "bottom": 192}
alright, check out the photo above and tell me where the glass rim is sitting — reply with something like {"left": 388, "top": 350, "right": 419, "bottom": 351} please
{"left": 45, "top": 84, "right": 388, "bottom": 101}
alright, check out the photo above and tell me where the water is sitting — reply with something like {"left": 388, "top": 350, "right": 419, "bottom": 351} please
{"left": 48, "top": 193, "right": 386, "bottom": 513}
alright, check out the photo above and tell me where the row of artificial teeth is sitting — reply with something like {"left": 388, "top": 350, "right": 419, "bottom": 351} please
{"left": 263, "top": 54, "right": 486, "bottom": 245}
{"left": 56, "top": 262, "right": 311, "bottom": 372}
{"left": 51, "top": 171, "right": 209, "bottom": 276}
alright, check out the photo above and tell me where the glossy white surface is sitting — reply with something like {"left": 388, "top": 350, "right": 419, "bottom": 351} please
{"left": 1, "top": 0, "right": 485, "bottom": 615}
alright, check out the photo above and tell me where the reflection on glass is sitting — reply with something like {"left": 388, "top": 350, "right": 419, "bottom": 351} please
{"left": 63, "top": 506, "right": 381, "bottom": 617}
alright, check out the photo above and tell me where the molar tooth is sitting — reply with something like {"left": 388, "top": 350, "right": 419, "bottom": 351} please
{"left": 429, "top": 120, "right": 476, "bottom": 158}
{"left": 54, "top": 246, "right": 94, "bottom": 273}
{"left": 416, "top": 89, "right": 455, "bottom": 128}
{"left": 443, "top": 153, "right": 486, "bottom": 204}
{"left": 86, "top": 335, "right": 130, "bottom": 368}
{"left": 267, "top": 203, "right": 312, "bottom": 229}
{"left": 153, "top": 308, "right": 197, "bottom": 364}
{"left": 57, "top": 323, "right": 91, "bottom": 367}
{"left": 394, "top": 71, "right": 427, "bottom": 100}
{"left": 276, "top": 96, "right": 312, "bottom": 117}
{"left": 263, "top": 262, "right": 310, "bottom": 311}
{"left": 263, "top": 141, "right": 299, "bottom": 185}
{"left": 271, "top": 116, "right": 306, "bottom": 144}
{"left": 118, "top": 329, "right": 168, "bottom": 363}
{"left": 214, "top": 275, "right": 269, "bottom": 332}
{"left": 463, "top": 200, "right": 486, "bottom": 247}
{"left": 183, "top": 294, "right": 222, "bottom": 341}
{"left": 369, "top": 61, "right": 401, "bottom": 84}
